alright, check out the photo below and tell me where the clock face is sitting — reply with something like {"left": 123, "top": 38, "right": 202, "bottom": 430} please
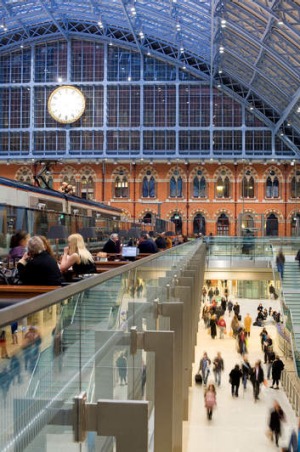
{"left": 48, "top": 86, "right": 86, "bottom": 124}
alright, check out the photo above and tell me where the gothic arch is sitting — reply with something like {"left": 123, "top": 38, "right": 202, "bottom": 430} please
{"left": 213, "top": 208, "right": 234, "bottom": 222}
{"left": 264, "top": 208, "right": 284, "bottom": 222}
{"left": 78, "top": 165, "right": 97, "bottom": 180}
{"left": 138, "top": 166, "right": 159, "bottom": 180}
{"left": 166, "top": 209, "right": 186, "bottom": 221}
{"left": 189, "top": 166, "right": 209, "bottom": 182}
{"left": 189, "top": 208, "right": 209, "bottom": 220}
{"left": 166, "top": 166, "right": 187, "bottom": 181}
{"left": 213, "top": 166, "right": 234, "bottom": 182}
{"left": 263, "top": 166, "right": 283, "bottom": 182}
{"left": 59, "top": 165, "right": 77, "bottom": 180}
{"left": 139, "top": 208, "right": 157, "bottom": 219}
{"left": 237, "top": 165, "right": 258, "bottom": 182}
{"left": 112, "top": 165, "right": 130, "bottom": 178}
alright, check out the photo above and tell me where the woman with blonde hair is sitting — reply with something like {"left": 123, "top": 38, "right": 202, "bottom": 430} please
{"left": 60, "top": 233, "right": 96, "bottom": 275}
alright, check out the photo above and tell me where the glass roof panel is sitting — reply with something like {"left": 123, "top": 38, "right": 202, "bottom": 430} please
{"left": 0, "top": 0, "right": 300, "bottom": 152}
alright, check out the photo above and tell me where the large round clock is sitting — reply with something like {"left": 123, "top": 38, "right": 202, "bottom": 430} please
{"left": 48, "top": 85, "right": 86, "bottom": 124}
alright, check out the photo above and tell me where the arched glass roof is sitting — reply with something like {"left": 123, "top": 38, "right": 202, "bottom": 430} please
{"left": 1, "top": 0, "right": 300, "bottom": 157}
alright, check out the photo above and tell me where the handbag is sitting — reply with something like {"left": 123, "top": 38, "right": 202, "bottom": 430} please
{"left": 195, "top": 373, "right": 203, "bottom": 384}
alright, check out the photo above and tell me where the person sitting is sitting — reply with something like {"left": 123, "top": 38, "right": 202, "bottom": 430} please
{"left": 102, "top": 233, "right": 120, "bottom": 254}
{"left": 8, "top": 230, "right": 30, "bottom": 262}
{"left": 17, "top": 236, "right": 62, "bottom": 285}
{"left": 137, "top": 233, "right": 158, "bottom": 254}
{"left": 155, "top": 233, "right": 167, "bottom": 251}
{"left": 60, "top": 233, "right": 96, "bottom": 276}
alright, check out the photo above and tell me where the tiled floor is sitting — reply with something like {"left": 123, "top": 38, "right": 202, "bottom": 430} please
{"left": 182, "top": 297, "right": 298, "bottom": 452}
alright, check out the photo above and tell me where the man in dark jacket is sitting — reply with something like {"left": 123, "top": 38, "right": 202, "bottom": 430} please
{"left": 102, "top": 233, "right": 120, "bottom": 254}
{"left": 137, "top": 234, "right": 158, "bottom": 254}
{"left": 229, "top": 364, "right": 242, "bottom": 397}
{"left": 250, "top": 359, "right": 264, "bottom": 401}
{"left": 271, "top": 355, "right": 284, "bottom": 389}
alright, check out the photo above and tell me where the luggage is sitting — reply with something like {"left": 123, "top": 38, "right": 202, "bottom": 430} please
{"left": 195, "top": 373, "right": 203, "bottom": 384}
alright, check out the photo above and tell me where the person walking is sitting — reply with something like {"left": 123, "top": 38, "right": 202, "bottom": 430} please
{"left": 229, "top": 364, "right": 242, "bottom": 397}
{"left": 217, "top": 316, "right": 226, "bottom": 339}
{"left": 244, "top": 313, "right": 252, "bottom": 337}
{"left": 204, "top": 383, "right": 217, "bottom": 420}
{"left": 210, "top": 314, "right": 217, "bottom": 340}
{"left": 263, "top": 334, "right": 273, "bottom": 364}
{"left": 227, "top": 300, "right": 233, "bottom": 316}
{"left": 241, "top": 356, "right": 251, "bottom": 390}
{"left": 213, "top": 352, "right": 224, "bottom": 386}
{"left": 116, "top": 352, "right": 127, "bottom": 385}
{"left": 198, "top": 352, "right": 211, "bottom": 386}
{"left": 271, "top": 355, "right": 284, "bottom": 389}
{"left": 250, "top": 360, "right": 264, "bottom": 401}
{"left": 276, "top": 249, "right": 285, "bottom": 279}
{"left": 268, "top": 400, "right": 285, "bottom": 447}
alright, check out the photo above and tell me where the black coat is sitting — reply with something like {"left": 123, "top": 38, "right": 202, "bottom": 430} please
{"left": 17, "top": 251, "right": 62, "bottom": 286}
{"left": 272, "top": 358, "right": 284, "bottom": 380}
{"left": 229, "top": 367, "right": 242, "bottom": 385}
{"left": 102, "top": 239, "right": 118, "bottom": 253}
{"left": 138, "top": 239, "right": 158, "bottom": 254}
{"left": 269, "top": 408, "right": 284, "bottom": 434}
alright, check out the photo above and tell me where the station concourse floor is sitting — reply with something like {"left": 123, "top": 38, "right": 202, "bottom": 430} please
{"left": 182, "top": 298, "right": 299, "bottom": 452}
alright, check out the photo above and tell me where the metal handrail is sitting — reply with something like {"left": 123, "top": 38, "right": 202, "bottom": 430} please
{"left": 0, "top": 242, "right": 197, "bottom": 328}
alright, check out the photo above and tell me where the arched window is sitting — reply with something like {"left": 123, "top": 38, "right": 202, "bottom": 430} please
{"left": 81, "top": 175, "right": 94, "bottom": 199}
{"left": 242, "top": 172, "right": 254, "bottom": 198}
{"left": 217, "top": 213, "right": 229, "bottom": 235}
{"left": 291, "top": 213, "right": 300, "bottom": 237}
{"left": 62, "top": 174, "right": 77, "bottom": 194}
{"left": 142, "top": 213, "right": 153, "bottom": 224}
{"left": 115, "top": 175, "right": 129, "bottom": 198}
{"left": 171, "top": 213, "right": 182, "bottom": 235}
{"left": 193, "top": 171, "right": 206, "bottom": 198}
{"left": 266, "top": 171, "right": 279, "bottom": 198}
{"left": 291, "top": 173, "right": 300, "bottom": 198}
{"left": 216, "top": 176, "right": 230, "bottom": 198}
{"left": 266, "top": 214, "right": 278, "bottom": 236}
{"left": 142, "top": 171, "right": 155, "bottom": 198}
{"left": 193, "top": 214, "right": 206, "bottom": 235}
{"left": 169, "top": 170, "right": 182, "bottom": 198}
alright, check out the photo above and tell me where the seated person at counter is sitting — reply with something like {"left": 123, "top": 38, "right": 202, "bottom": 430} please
{"left": 137, "top": 233, "right": 158, "bottom": 254}
{"left": 8, "top": 230, "right": 30, "bottom": 261}
{"left": 60, "top": 233, "right": 96, "bottom": 275}
{"left": 102, "top": 233, "right": 121, "bottom": 254}
{"left": 17, "top": 236, "right": 62, "bottom": 285}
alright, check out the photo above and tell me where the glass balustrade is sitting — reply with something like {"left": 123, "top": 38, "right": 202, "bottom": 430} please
{"left": 0, "top": 239, "right": 204, "bottom": 451}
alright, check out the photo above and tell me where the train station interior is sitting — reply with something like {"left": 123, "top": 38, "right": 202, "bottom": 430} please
{"left": 1, "top": 1, "right": 300, "bottom": 451}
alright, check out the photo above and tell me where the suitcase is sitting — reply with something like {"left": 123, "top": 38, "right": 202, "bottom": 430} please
{"left": 195, "top": 373, "right": 203, "bottom": 384}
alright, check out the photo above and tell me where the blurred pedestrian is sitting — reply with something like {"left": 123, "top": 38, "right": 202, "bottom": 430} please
{"left": 213, "top": 352, "right": 224, "bottom": 386}
{"left": 271, "top": 355, "right": 284, "bottom": 389}
{"left": 204, "top": 383, "right": 217, "bottom": 420}
{"left": 244, "top": 313, "right": 252, "bottom": 337}
{"left": 276, "top": 249, "right": 285, "bottom": 279}
{"left": 250, "top": 360, "right": 264, "bottom": 401}
{"left": 229, "top": 364, "right": 242, "bottom": 397}
{"left": 198, "top": 352, "right": 211, "bottom": 386}
{"left": 268, "top": 400, "right": 285, "bottom": 447}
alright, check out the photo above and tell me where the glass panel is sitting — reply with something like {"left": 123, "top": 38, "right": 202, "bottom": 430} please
{"left": 0, "top": 241, "right": 200, "bottom": 450}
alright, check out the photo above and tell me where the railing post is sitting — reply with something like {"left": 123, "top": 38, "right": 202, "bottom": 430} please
{"left": 131, "top": 328, "right": 175, "bottom": 452}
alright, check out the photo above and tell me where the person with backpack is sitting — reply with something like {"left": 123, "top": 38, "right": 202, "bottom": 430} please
{"left": 204, "top": 383, "right": 217, "bottom": 420}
